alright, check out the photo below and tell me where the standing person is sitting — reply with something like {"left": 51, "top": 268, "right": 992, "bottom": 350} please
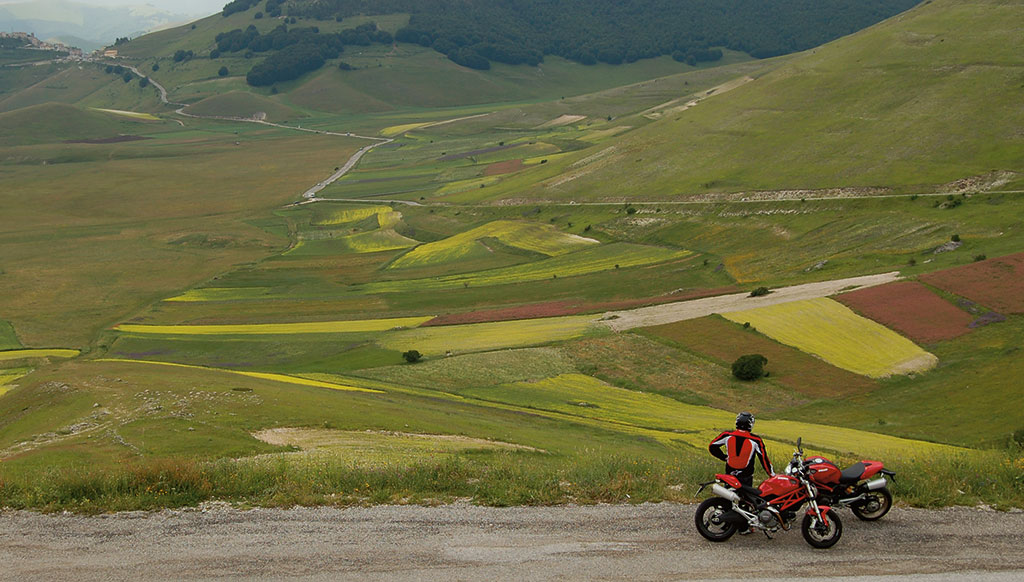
{"left": 708, "top": 411, "right": 775, "bottom": 488}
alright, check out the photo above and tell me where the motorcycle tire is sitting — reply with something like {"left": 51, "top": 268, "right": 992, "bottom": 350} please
{"left": 801, "top": 508, "right": 842, "bottom": 549}
{"left": 851, "top": 487, "right": 893, "bottom": 521}
{"left": 694, "top": 497, "right": 738, "bottom": 542}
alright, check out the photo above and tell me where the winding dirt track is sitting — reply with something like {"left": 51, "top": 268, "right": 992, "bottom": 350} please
{"left": 2, "top": 503, "right": 1022, "bottom": 581}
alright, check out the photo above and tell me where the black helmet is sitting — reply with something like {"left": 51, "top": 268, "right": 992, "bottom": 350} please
{"left": 736, "top": 411, "right": 755, "bottom": 431}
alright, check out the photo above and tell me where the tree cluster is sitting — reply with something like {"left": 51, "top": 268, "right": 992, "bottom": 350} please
{"left": 173, "top": 49, "right": 195, "bottom": 62}
{"left": 222, "top": 0, "right": 261, "bottom": 17}
{"left": 214, "top": 22, "right": 391, "bottom": 86}
{"left": 283, "top": 0, "right": 918, "bottom": 68}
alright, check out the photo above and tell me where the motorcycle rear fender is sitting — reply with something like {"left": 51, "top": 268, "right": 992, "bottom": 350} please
{"left": 857, "top": 460, "right": 885, "bottom": 479}
{"left": 716, "top": 474, "right": 743, "bottom": 489}
{"left": 806, "top": 505, "right": 833, "bottom": 526}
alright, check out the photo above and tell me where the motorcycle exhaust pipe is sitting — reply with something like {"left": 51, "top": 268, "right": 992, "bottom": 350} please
{"left": 865, "top": 477, "right": 887, "bottom": 491}
{"left": 712, "top": 484, "right": 741, "bottom": 503}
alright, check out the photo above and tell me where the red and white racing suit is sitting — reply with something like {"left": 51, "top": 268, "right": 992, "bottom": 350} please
{"left": 708, "top": 429, "right": 775, "bottom": 487}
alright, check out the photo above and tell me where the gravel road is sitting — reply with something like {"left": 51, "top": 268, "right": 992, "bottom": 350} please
{"left": 601, "top": 272, "right": 902, "bottom": 331}
{"left": 2, "top": 503, "right": 1022, "bottom": 581}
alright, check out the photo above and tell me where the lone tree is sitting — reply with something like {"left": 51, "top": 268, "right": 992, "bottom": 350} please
{"left": 402, "top": 349, "right": 422, "bottom": 363}
{"left": 218, "top": 66, "right": 229, "bottom": 77}
{"left": 732, "top": 354, "right": 768, "bottom": 381}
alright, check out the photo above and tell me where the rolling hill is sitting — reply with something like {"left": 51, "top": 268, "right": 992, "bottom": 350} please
{"left": 464, "top": 0, "right": 1024, "bottom": 202}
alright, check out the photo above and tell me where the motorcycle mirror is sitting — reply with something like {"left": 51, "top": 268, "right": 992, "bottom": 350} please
{"left": 796, "top": 437, "right": 803, "bottom": 453}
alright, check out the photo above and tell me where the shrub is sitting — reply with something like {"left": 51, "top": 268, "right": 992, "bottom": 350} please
{"left": 974, "top": 254, "right": 987, "bottom": 262}
{"left": 732, "top": 354, "right": 768, "bottom": 381}
{"left": 951, "top": 234, "right": 961, "bottom": 242}
{"left": 749, "top": 286, "right": 770, "bottom": 297}
{"left": 218, "top": 66, "right": 229, "bottom": 76}
{"left": 402, "top": 349, "right": 422, "bottom": 363}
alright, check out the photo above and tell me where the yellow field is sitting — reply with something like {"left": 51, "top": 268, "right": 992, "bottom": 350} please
{"left": 370, "top": 243, "right": 690, "bottom": 293}
{"left": 311, "top": 205, "right": 395, "bottom": 226}
{"left": 721, "top": 298, "right": 937, "bottom": 377}
{"left": 164, "top": 287, "right": 272, "bottom": 302}
{"left": 115, "top": 316, "right": 434, "bottom": 335}
{"left": 0, "top": 349, "right": 79, "bottom": 361}
{"left": 378, "top": 315, "right": 600, "bottom": 356}
{"left": 380, "top": 122, "right": 431, "bottom": 137}
{"left": 388, "top": 220, "right": 599, "bottom": 269}
{"left": 341, "top": 229, "right": 418, "bottom": 253}
{"left": 97, "top": 359, "right": 384, "bottom": 393}
{"left": 472, "top": 373, "right": 959, "bottom": 456}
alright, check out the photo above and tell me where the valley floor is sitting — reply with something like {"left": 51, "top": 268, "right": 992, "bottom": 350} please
{"left": 2, "top": 503, "right": 1023, "bottom": 581}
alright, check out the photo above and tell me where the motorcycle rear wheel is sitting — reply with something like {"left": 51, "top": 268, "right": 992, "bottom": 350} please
{"left": 694, "top": 498, "right": 738, "bottom": 542}
{"left": 801, "top": 508, "right": 842, "bottom": 549}
{"left": 851, "top": 487, "right": 892, "bottom": 521}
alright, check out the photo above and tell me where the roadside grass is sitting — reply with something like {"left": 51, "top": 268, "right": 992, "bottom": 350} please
{"left": 721, "top": 298, "right": 937, "bottom": 378}
{"left": 1, "top": 441, "right": 1014, "bottom": 514}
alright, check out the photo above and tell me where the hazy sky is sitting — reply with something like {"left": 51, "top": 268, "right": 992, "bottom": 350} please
{"left": 0, "top": 0, "right": 228, "bottom": 16}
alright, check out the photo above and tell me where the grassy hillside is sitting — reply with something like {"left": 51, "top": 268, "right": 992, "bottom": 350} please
{"left": 0, "top": 102, "right": 165, "bottom": 145}
{"left": 467, "top": 0, "right": 1024, "bottom": 202}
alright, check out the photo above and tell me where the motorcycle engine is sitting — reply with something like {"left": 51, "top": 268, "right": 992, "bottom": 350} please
{"left": 758, "top": 510, "right": 778, "bottom": 528}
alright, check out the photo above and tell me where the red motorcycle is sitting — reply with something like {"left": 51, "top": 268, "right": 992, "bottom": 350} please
{"left": 802, "top": 453, "right": 895, "bottom": 521}
{"left": 695, "top": 438, "right": 843, "bottom": 549}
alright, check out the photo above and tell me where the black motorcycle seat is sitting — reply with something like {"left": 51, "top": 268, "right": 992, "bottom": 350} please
{"left": 740, "top": 485, "right": 763, "bottom": 498}
{"left": 840, "top": 462, "right": 869, "bottom": 484}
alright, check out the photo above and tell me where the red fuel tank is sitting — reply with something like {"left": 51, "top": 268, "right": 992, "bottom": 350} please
{"left": 759, "top": 474, "right": 801, "bottom": 498}
{"left": 807, "top": 457, "right": 841, "bottom": 485}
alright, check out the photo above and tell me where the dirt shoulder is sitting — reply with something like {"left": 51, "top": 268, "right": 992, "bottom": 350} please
{"left": 1, "top": 503, "right": 1022, "bottom": 581}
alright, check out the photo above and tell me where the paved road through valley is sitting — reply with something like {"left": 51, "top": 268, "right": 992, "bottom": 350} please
{"left": 2, "top": 503, "right": 1022, "bottom": 581}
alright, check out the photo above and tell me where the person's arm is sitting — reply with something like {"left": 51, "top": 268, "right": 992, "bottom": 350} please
{"left": 753, "top": 436, "right": 775, "bottom": 476}
{"left": 708, "top": 432, "right": 730, "bottom": 463}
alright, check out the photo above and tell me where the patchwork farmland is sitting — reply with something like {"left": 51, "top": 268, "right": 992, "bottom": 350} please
{"left": 0, "top": 0, "right": 1023, "bottom": 513}
{"left": 720, "top": 298, "right": 937, "bottom": 378}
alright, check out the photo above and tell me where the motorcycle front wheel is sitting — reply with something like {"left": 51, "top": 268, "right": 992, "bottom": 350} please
{"left": 851, "top": 487, "right": 893, "bottom": 521}
{"left": 694, "top": 498, "right": 738, "bottom": 542}
{"left": 801, "top": 508, "right": 842, "bottom": 549}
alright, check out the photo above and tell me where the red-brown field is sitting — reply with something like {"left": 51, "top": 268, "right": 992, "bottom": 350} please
{"left": 483, "top": 159, "right": 524, "bottom": 176}
{"left": 422, "top": 286, "right": 738, "bottom": 326}
{"left": 919, "top": 252, "right": 1024, "bottom": 314}
{"left": 835, "top": 281, "right": 975, "bottom": 343}
{"left": 642, "top": 316, "right": 876, "bottom": 399}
